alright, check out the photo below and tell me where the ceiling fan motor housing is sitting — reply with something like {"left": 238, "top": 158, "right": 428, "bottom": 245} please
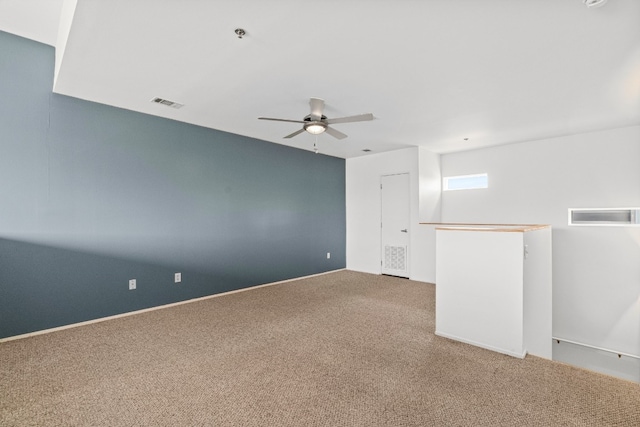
{"left": 303, "top": 115, "right": 328, "bottom": 122}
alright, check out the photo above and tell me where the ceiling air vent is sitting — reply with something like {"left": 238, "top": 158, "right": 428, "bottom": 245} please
{"left": 150, "top": 97, "right": 183, "bottom": 109}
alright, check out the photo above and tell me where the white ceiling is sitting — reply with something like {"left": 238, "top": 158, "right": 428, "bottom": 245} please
{"left": 2, "top": 0, "right": 639, "bottom": 158}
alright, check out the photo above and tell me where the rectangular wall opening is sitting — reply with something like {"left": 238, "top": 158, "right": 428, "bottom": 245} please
{"left": 569, "top": 208, "right": 640, "bottom": 226}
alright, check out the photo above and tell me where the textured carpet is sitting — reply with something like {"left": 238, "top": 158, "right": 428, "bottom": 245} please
{"left": 1, "top": 270, "right": 639, "bottom": 426}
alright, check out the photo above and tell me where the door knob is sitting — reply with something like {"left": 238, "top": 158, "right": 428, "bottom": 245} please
{"left": 401, "top": 229, "right": 408, "bottom": 233}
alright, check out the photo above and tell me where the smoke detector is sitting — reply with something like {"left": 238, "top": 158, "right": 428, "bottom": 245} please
{"left": 583, "top": 0, "right": 607, "bottom": 8}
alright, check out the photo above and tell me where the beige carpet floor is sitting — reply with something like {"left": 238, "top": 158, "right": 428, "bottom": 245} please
{"left": 1, "top": 270, "right": 639, "bottom": 426}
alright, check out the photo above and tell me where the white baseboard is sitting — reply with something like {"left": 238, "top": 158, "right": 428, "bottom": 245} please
{"left": 435, "top": 331, "right": 527, "bottom": 359}
{"left": 0, "top": 268, "right": 346, "bottom": 343}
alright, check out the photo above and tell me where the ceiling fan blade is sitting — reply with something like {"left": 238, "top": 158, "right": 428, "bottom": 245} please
{"left": 258, "top": 117, "right": 306, "bottom": 124}
{"left": 325, "top": 113, "right": 374, "bottom": 125}
{"left": 324, "top": 126, "right": 348, "bottom": 140}
{"left": 309, "top": 98, "right": 325, "bottom": 121}
{"left": 284, "top": 128, "right": 306, "bottom": 139}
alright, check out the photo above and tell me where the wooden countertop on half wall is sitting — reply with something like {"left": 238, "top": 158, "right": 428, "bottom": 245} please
{"left": 420, "top": 223, "right": 551, "bottom": 233}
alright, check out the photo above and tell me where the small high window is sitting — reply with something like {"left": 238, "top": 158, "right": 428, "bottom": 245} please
{"left": 442, "top": 173, "right": 488, "bottom": 191}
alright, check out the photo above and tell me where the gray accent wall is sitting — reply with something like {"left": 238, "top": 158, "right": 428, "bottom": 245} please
{"left": 0, "top": 32, "right": 346, "bottom": 339}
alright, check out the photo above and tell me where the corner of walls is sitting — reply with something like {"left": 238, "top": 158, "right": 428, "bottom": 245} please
{"left": 346, "top": 147, "right": 442, "bottom": 283}
{"left": 346, "top": 148, "right": 418, "bottom": 275}
{"left": 418, "top": 147, "right": 442, "bottom": 224}
{"left": 413, "top": 147, "right": 442, "bottom": 283}
{"left": 0, "top": 31, "right": 346, "bottom": 339}
{"left": 53, "top": 0, "right": 77, "bottom": 89}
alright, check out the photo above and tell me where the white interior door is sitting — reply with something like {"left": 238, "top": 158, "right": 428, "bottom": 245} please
{"left": 381, "top": 173, "right": 410, "bottom": 278}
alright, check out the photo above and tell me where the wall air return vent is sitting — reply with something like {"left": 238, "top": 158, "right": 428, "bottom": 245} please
{"left": 150, "top": 97, "right": 184, "bottom": 109}
{"left": 568, "top": 208, "right": 640, "bottom": 226}
{"left": 384, "top": 245, "right": 407, "bottom": 272}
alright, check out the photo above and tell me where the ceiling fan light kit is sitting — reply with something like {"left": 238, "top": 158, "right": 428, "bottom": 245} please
{"left": 304, "top": 122, "right": 326, "bottom": 135}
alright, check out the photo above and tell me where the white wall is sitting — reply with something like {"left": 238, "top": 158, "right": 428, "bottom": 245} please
{"left": 440, "top": 125, "right": 640, "bottom": 358}
{"left": 346, "top": 147, "right": 440, "bottom": 283}
{"left": 415, "top": 148, "right": 441, "bottom": 282}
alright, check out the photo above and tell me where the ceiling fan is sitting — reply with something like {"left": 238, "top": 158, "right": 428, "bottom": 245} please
{"left": 259, "top": 98, "right": 374, "bottom": 140}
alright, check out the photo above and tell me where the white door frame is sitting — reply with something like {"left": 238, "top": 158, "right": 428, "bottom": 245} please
{"left": 380, "top": 172, "right": 410, "bottom": 278}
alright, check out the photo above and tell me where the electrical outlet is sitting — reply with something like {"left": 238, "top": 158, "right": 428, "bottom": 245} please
{"left": 129, "top": 279, "right": 136, "bottom": 290}
{"left": 174, "top": 272, "right": 182, "bottom": 283}
{"left": 327, "top": 252, "right": 331, "bottom": 259}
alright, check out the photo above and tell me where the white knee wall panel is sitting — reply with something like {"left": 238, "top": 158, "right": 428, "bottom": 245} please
{"left": 435, "top": 225, "right": 552, "bottom": 359}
